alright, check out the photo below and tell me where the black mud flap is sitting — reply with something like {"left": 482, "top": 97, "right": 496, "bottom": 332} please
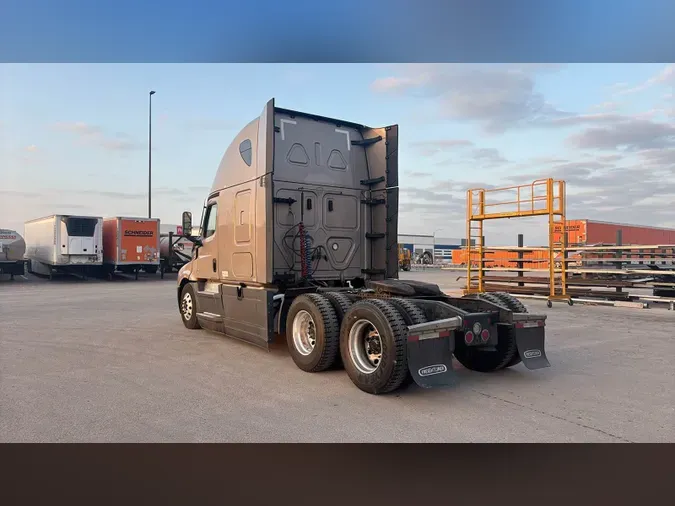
{"left": 406, "top": 333, "right": 459, "bottom": 388}
{"left": 514, "top": 326, "right": 551, "bottom": 370}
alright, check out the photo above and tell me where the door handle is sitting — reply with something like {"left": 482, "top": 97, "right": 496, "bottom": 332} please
{"left": 212, "top": 259, "right": 217, "bottom": 272}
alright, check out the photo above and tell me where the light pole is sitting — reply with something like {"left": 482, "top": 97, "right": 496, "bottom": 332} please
{"left": 148, "top": 90, "right": 156, "bottom": 219}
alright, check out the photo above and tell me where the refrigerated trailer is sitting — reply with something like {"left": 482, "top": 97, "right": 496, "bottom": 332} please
{"left": 102, "top": 217, "right": 160, "bottom": 279}
{"left": 24, "top": 215, "right": 103, "bottom": 279}
{"left": 174, "top": 98, "right": 551, "bottom": 396}
{"left": 0, "top": 228, "right": 27, "bottom": 279}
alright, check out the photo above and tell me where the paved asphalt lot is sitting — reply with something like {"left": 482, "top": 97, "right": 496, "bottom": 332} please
{"left": 1, "top": 271, "right": 673, "bottom": 442}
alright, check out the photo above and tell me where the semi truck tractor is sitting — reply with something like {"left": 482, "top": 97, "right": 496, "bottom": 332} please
{"left": 176, "top": 99, "right": 550, "bottom": 395}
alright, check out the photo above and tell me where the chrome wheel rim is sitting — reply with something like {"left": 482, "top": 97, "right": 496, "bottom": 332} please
{"left": 292, "top": 310, "right": 316, "bottom": 356}
{"left": 348, "top": 319, "right": 383, "bottom": 374}
{"left": 181, "top": 292, "right": 193, "bottom": 320}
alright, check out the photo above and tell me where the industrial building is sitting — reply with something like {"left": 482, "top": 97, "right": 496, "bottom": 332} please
{"left": 398, "top": 233, "right": 473, "bottom": 264}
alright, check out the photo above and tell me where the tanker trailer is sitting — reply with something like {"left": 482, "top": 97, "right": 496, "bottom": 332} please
{"left": 0, "top": 228, "right": 28, "bottom": 279}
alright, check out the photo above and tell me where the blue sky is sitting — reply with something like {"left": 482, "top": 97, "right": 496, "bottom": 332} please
{"left": 2, "top": 63, "right": 673, "bottom": 244}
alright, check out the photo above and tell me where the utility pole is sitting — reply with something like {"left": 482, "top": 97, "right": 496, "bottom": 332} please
{"left": 148, "top": 90, "right": 156, "bottom": 218}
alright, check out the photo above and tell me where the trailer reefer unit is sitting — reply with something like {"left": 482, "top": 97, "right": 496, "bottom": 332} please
{"left": 174, "top": 98, "right": 552, "bottom": 396}
{"left": 24, "top": 215, "right": 103, "bottom": 279}
{"left": 0, "top": 228, "right": 27, "bottom": 278}
{"left": 553, "top": 219, "right": 675, "bottom": 246}
{"left": 102, "top": 217, "right": 160, "bottom": 278}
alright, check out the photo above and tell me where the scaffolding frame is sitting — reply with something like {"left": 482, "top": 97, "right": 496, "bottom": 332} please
{"left": 464, "top": 178, "right": 571, "bottom": 305}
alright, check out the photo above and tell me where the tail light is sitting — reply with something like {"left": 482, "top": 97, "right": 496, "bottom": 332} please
{"left": 481, "top": 329, "right": 490, "bottom": 342}
{"left": 464, "top": 331, "right": 474, "bottom": 344}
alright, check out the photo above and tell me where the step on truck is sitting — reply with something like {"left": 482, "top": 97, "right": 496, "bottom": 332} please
{"left": 176, "top": 99, "right": 550, "bottom": 395}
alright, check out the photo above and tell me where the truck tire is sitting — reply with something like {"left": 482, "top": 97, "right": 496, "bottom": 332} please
{"left": 340, "top": 299, "right": 409, "bottom": 395}
{"left": 389, "top": 298, "right": 428, "bottom": 387}
{"left": 453, "top": 324, "right": 518, "bottom": 373}
{"left": 454, "top": 292, "right": 518, "bottom": 372}
{"left": 179, "top": 283, "right": 201, "bottom": 330}
{"left": 323, "top": 292, "right": 354, "bottom": 370}
{"left": 286, "top": 293, "right": 340, "bottom": 373}
{"left": 491, "top": 292, "right": 528, "bottom": 313}
{"left": 389, "top": 298, "right": 427, "bottom": 326}
{"left": 489, "top": 292, "right": 527, "bottom": 367}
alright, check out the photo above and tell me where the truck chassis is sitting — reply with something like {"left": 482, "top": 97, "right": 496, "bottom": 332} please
{"left": 178, "top": 278, "right": 549, "bottom": 395}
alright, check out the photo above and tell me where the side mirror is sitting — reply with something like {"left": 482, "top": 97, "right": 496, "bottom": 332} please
{"left": 181, "top": 211, "right": 192, "bottom": 236}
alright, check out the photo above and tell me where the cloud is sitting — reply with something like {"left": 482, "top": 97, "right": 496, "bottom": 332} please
{"left": 615, "top": 63, "right": 675, "bottom": 96}
{"left": 185, "top": 119, "right": 238, "bottom": 131}
{"left": 25, "top": 144, "right": 38, "bottom": 152}
{"left": 54, "top": 122, "right": 145, "bottom": 151}
{"left": 566, "top": 117, "right": 675, "bottom": 151}
{"left": 471, "top": 148, "right": 508, "bottom": 164}
{"left": 406, "top": 171, "right": 432, "bottom": 178}
{"left": 590, "top": 101, "right": 620, "bottom": 112}
{"left": 547, "top": 113, "right": 625, "bottom": 128}
{"left": 408, "top": 138, "right": 474, "bottom": 157}
{"left": 371, "top": 64, "right": 568, "bottom": 133}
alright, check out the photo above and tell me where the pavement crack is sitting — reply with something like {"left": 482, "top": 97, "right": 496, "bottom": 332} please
{"left": 472, "top": 389, "right": 634, "bottom": 443}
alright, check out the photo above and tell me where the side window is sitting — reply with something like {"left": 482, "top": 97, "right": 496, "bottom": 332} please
{"left": 239, "top": 139, "right": 252, "bottom": 166}
{"left": 203, "top": 203, "right": 218, "bottom": 239}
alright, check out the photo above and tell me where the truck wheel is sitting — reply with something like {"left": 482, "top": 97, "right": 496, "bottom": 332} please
{"left": 340, "top": 299, "right": 408, "bottom": 395}
{"left": 389, "top": 298, "right": 427, "bottom": 326}
{"left": 454, "top": 323, "right": 518, "bottom": 373}
{"left": 475, "top": 292, "right": 509, "bottom": 310}
{"left": 489, "top": 292, "right": 526, "bottom": 367}
{"left": 491, "top": 292, "right": 528, "bottom": 313}
{"left": 286, "top": 294, "right": 340, "bottom": 373}
{"left": 389, "top": 298, "right": 428, "bottom": 387}
{"left": 180, "top": 283, "right": 201, "bottom": 330}
{"left": 323, "top": 292, "right": 354, "bottom": 370}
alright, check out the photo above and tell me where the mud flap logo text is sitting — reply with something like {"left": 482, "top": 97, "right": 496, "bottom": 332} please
{"left": 523, "top": 349, "right": 542, "bottom": 359}
{"left": 418, "top": 364, "right": 448, "bottom": 377}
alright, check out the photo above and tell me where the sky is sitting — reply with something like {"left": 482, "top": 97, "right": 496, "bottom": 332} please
{"left": 1, "top": 63, "right": 674, "bottom": 245}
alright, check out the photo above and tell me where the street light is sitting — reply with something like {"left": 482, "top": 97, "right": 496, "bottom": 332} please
{"left": 148, "top": 90, "right": 156, "bottom": 219}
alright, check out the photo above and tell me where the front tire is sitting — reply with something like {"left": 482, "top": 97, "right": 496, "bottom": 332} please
{"left": 286, "top": 294, "right": 340, "bottom": 373}
{"left": 340, "top": 299, "right": 409, "bottom": 395}
{"left": 180, "top": 283, "right": 201, "bottom": 329}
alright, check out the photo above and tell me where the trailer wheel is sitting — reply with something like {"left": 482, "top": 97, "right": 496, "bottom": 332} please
{"left": 340, "top": 299, "right": 408, "bottom": 395}
{"left": 180, "top": 283, "right": 201, "bottom": 330}
{"left": 286, "top": 294, "right": 340, "bottom": 373}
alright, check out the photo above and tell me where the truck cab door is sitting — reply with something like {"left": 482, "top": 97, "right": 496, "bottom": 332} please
{"left": 194, "top": 199, "right": 219, "bottom": 281}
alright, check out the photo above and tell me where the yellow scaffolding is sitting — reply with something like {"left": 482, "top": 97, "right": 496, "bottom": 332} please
{"left": 464, "top": 178, "right": 571, "bottom": 306}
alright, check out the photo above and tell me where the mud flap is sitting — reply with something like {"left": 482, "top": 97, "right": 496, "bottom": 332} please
{"left": 406, "top": 333, "right": 459, "bottom": 388}
{"left": 514, "top": 326, "right": 551, "bottom": 370}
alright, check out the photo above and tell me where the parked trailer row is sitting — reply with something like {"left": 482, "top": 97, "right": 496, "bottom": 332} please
{"left": 21, "top": 214, "right": 177, "bottom": 280}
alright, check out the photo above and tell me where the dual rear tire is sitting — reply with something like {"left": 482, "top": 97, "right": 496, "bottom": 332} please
{"left": 286, "top": 294, "right": 423, "bottom": 394}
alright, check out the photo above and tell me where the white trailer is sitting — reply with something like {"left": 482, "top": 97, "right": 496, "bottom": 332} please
{"left": 0, "top": 228, "right": 28, "bottom": 279}
{"left": 24, "top": 214, "right": 103, "bottom": 279}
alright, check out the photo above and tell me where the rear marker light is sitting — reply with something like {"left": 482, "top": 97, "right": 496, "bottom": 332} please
{"left": 464, "top": 331, "right": 474, "bottom": 344}
{"left": 481, "top": 329, "right": 490, "bottom": 342}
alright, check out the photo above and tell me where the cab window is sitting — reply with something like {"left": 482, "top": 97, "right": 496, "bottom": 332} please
{"left": 203, "top": 203, "right": 218, "bottom": 239}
